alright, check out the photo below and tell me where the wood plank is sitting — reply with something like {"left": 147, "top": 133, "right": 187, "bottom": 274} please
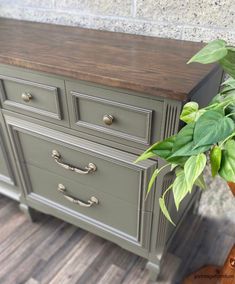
{"left": 97, "top": 264, "right": 125, "bottom": 284}
{"left": 0, "top": 215, "right": 49, "bottom": 262}
{"left": 48, "top": 234, "right": 106, "bottom": 284}
{"left": 0, "top": 206, "right": 26, "bottom": 244}
{"left": 31, "top": 228, "right": 87, "bottom": 284}
{"left": 77, "top": 241, "right": 138, "bottom": 283}
{"left": 0, "top": 221, "right": 69, "bottom": 284}
{"left": 122, "top": 258, "right": 150, "bottom": 284}
{"left": 24, "top": 278, "right": 40, "bottom": 284}
{"left": 0, "top": 217, "right": 62, "bottom": 282}
{"left": 0, "top": 18, "right": 217, "bottom": 101}
{"left": 0, "top": 196, "right": 234, "bottom": 284}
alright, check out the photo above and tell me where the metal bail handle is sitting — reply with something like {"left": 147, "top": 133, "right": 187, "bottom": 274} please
{"left": 51, "top": 150, "right": 97, "bottom": 175}
{"left": 57, "top": 184, "right": 99, "bottom": 208}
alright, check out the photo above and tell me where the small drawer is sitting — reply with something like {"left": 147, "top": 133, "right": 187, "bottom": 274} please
{"left": 0, "top": 65, "right": 69, "bottom": 126}
{"left": 66, "top": 81, "right": 163, "bottom": 148}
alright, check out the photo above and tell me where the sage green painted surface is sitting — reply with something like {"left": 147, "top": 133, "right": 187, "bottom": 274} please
{"left": 15, "top": 130, "right": 147, "bottom": 207}
{"left": 0, "top": 63, "right": 223, "bottom": 281}
{"left": 25, "top": 164, "right": 139, "bottom": 238}
{"left": 66, "top": 80, "right": 163, "bottom": 148}
{"left": 5, "top": 114, "right": 156, "bottom": 250}
{"left": 0, "top": 111, "right": 20, "bottom": 200}
{"left": 0, "top": 65, "right": 69, "bottom": 127}
{"left": 71, "top": 91, "right": 152, "bottom": 144}
{"left": 0, "top": 141, "right": 9, "bottom": 178}
{"left": 26, "top": 194, "right": 151, "bottom": 258}
{"left": 1, "top": 77, "right": 60, "bottom": 115}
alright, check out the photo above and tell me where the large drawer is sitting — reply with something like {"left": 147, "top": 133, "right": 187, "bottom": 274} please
{"left": 10, "top": 123, "right": 157, "bottom": 208}
{"left": 0, "top": 65, "right": 69, "bottom": 126}
{"left": 6, "top": 115, "right": 157, "bottom": 245}
{"left": 5, "top": 116, "right": 156, "bottom": 209}
{"left": 24, "top": 164, "right": 141, "bottom": 239}
{"left": 66, "top": 80, "right": 163, "bottom": 149}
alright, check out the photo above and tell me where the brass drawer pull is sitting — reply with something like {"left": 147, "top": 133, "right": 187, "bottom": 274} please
{"left": 21, "top": 92, "right": 32, "bottom": 102}
{"left": 57, "top": 184, "right": 99, "bottom": 207}
{"left": 103, "top": 114, "right": 114, "bottom": 125}
{"left": 52, "top": 150, "right": 97, "bottom": 174}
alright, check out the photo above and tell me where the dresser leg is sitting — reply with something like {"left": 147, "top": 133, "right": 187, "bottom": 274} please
{"left": 19, "top": 203, "right": 38, "bottom": 222}
{"left": 146, "top": 259, "right": 160, "bottom": 281}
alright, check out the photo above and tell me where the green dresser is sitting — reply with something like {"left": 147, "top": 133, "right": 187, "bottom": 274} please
{"left": 0, "top": 18, "right": 223, "bottom": 280}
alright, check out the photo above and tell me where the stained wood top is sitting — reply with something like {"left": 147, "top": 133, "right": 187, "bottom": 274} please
{"left": 0, "top": 18, "right": 218, "bottom": 101}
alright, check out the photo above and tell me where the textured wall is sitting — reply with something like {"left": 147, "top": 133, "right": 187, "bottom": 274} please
{"left": 0, "top": 0, "right": 234, "bottom": 44}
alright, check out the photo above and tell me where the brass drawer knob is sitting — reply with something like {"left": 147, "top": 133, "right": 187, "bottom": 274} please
{"left": 103, "top": 114, "right": 114, "bottom": 125}
{"left": 22, "top": 92, "right": 32, "bottom": 102}
{"left": 57, "top": 183, "right": 99, "bottom": 207}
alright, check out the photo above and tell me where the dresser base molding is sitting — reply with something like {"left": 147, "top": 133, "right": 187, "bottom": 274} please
{"left": 0, "top": 183, "right": 20, "bottom": 201}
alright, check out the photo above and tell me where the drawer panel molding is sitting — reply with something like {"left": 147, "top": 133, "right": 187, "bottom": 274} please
{"left": 71, "top": 91, "right": 153, "bottom": 145}
{"left": 0, "top": 75, "right": 62, "bottom": 120}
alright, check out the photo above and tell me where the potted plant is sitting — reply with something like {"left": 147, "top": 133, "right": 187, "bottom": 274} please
{"left": 136, "top": 39, "right": 235, "bottom": 283}
{"left": 136, "top": 39, "right": 235, "bottom": 225}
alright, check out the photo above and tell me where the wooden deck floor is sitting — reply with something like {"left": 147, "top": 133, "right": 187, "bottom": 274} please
{"left": 0, "top": 195, "right": 234, "bottom": 284}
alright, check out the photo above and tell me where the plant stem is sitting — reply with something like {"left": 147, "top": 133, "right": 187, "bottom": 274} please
{"left": 226, "top": 112, "right": 235, "bottom": 118}
{"left": 220, "top": 132, "right": 235, "bottom": 147}
{"left": 162, "top": 184, "right": 173, "bottom": 199}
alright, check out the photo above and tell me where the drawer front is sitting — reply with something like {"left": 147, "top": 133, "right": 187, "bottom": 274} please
{"left": 25, "top": 164, "right": 140, "bottom": 239}
{"left": 11, "top": 125, "right": 157, "bottom": 208}
{"left": 6, "top": 115, "right": 156, "bottom": 246}
{"left": 66, "top": 81, "right": 163, "bottom": 148}
{"left": 0, "top": 65, "right": 69, "bottom": 126}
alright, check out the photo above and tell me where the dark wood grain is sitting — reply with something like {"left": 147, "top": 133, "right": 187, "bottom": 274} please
{"left": 0, "top": 18, "right": 218, "bottom": 101}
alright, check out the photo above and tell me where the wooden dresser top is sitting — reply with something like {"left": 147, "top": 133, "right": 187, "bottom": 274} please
{"left": 0, "top": 18, "right": 218, "bottom": 101}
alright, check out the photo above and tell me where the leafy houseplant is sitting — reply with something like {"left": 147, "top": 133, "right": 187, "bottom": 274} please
{"left": 135, "top": 39, "right": 235, "bottom": 225}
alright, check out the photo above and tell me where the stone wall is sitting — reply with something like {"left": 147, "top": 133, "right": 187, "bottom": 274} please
{"left": 0, "top": 0, "right": 234, "bottom": 44}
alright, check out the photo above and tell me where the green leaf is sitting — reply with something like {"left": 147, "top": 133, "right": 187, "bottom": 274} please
{"left": 151, "top": 136, "right": 176, "bottom": 159}
{"left": 172, "top": 123, "right": 195, "bottom": 152}
{"left": 170, "top": 123, "right": 211, "bottom": 158}
{"left": 180, "top": 102, "right": 199, "bottom": 123}
{"left": 150, "top": 136, "right": 188, "bottom": 165}
{"left": 159, "top": 197, "right": 175, "bottom": 226}
{"left": 170, "top": 164, "right": 178, "bottom": 171}
{"left": 180, "top": 102, "right": 205, "bottom": 124}
{"left": 172, "top": 169, "right": 191, "bottom": 211}
{"left": 184, "top": 153, "right": 207, "bottom": 192}
{"left": 219, "top": 139, "right": 235, "bottom": 182}
{"left": 193, "top": 110, "right": 235, "bottom": 149}
{"left": 195, "top": 174, "right": 207, "bottom": 189}
{"left": 222, "top": 77, "right": 235, "bottom": 88}
{"left": 187, "top": 39, "right": 228, "bottom": 64}
{"left": 219, "top": 49, "right": 235, "bottom": 79}
{"left": 210, "top": 145, "right": 222, "bottom": 177}
{"left": 221, "top": 85, "right": 235, "bottom": 94}
{"left": 146, "top": 168, "right": 160, "bottom": 196}
{"left": 134, "top": 150, "right": 156, "bottom": 163}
